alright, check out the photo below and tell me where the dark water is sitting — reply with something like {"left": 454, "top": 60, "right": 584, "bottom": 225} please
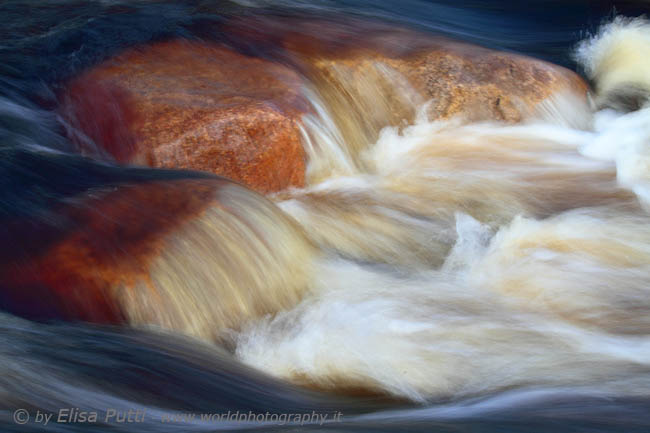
{"left": 2, "top": 1, "right": 650, "bottom": 432}
{"left": 3, "top": 317, "right": 650, "bottom": 432}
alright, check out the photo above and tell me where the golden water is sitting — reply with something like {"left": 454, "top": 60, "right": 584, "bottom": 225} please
{"left": 227, "top": 18, "right": 650, "bottom": 402}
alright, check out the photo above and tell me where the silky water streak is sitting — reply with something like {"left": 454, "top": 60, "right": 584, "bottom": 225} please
{"left": 235, "top": 17, "right": 650, "bottom": 404}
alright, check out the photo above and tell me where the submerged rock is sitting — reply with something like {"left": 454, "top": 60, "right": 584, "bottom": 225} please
{"left": 0, "top": 177, "right": 314, "bottom": 342}
{"left": 226, "top": 17, "right": 589, "bottom": 152}
{"left": 237, "top": 17, "right": 588, "bottom": 120}
{"left": 61, "top": 41, "right": 309, "bottom": 194}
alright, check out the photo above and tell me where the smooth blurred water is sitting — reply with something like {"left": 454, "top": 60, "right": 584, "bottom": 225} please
{"left": 2, "top": 1, "right": 650, "bottom": 432}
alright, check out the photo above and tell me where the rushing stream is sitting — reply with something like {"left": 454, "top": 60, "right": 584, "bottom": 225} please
{"left": 1, "top": 1, "right": 650, "bottom": 432}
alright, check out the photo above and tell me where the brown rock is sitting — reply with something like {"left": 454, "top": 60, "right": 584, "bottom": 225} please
{"left": 61, "top": 41, "right": 309, "bottom": 194}
{"left": 0, "top": 177, "right": 314, "bottom": 342}
{"left": 226, "top": 17, "right": 589, "bottom": 151}
{"left": 61, "top": 19, "right": 590, "bottom": 194}
{"left": 232, "top": 17, "right": 589, "bottom": 120}
{"left": 385, "top": 42, "right": 590, "bottom": 122}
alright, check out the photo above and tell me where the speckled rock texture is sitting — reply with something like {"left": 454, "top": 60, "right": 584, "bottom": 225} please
{"left": 61, "top": 20, "right": 589, "bottom": 196}
{"left": 226, "top": 17, "right": 589, "bottom": 123}
{"left": 61, "top": 40, "right": 309, "bottom": 194}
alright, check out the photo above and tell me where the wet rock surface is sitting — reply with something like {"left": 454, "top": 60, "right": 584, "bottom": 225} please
{"left": 61, "top": 40, "right": 309, "bottom": 194}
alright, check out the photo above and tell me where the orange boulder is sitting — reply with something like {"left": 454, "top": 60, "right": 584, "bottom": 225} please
{"left": 61, "top": 41, "right": 309, "bottom": 194}
{"left": 226, "top": 17, "right": 589, "bottom": 128}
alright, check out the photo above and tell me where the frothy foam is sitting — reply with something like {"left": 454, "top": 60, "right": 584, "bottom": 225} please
{"left": 235, "top": 18, "right": 650, "bottom": 402}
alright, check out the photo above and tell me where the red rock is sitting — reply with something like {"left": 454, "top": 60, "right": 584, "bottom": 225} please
{"left": 60, "top": 78, "right": 141, "bottom": 162}
{"left": 61, "top": 41, "right": 309, "bottom": 194}
{"left": 0, "top": 178, "right": 314, "bottom": 341}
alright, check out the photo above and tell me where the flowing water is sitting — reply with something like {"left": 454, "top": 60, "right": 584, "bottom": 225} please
{"left": 234, "top": 15, "right": 650, "bottom": 404}
{"left": 1, "top": 1, "right": 650, "bottom": 432}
